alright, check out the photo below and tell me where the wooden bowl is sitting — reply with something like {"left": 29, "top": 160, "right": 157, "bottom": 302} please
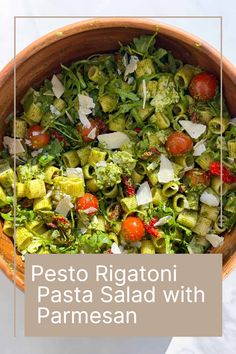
{"left": 0, "top": 18, "right": 236, "bottom": 290}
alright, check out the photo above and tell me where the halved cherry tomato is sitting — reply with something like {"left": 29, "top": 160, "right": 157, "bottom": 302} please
{"left": 28, "top": 125, "right": 50, "bottom": 149}
{"left": 94, "top": 117, "right": 107, "bottom": 134}
{"left": 184, "top": 169, "right": 211, "bottom": 186}
{"left": 165, "top": 131, "right": 193, "bottom": 156}
{"left": 77, "top": 119, "right": 99, "bottom": 142}
{"left": 121, "top": 217, "right": 145, "bottom": 242}
{"left": 189, "top": 72, "right": 217, "bottom": 101}
{"left": 76, "top": 193, "right": 99, "bottom": 215}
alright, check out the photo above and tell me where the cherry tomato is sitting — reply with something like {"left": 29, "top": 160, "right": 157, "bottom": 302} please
{"left": 121, "top": 217, "right": 145, "bottom": 242}
{"left": 165, "top": 131, "right": 193, "bottom": 156}
{"left": 189, "top": 72, "right": 217, "bottom": 101}
{"left": 76, "top": 193, "right": 99, "bottom": 215}
{"left": 77, "top": 119, "right": 99, "bottom": 142}
{"left": 28, "top": 125, "right": 50, "bottom": 149}
{"left": 94, "top": 117, "right": 107, "bottom": 134}
{"left": 51, "top": 130, "right": 65, "bottom": 143}
{"left": 184, "top": 169, "right": 211, "bottom": 186}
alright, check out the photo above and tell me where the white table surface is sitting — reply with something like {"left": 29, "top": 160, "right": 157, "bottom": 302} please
{"left": 0, "top": 1, "right": 236, "bottom": 353}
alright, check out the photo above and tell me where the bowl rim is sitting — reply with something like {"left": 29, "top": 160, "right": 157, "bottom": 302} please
{"left": 1, "top": 17, "right": 236, "bottom": 88}
{"left": 0, "top": 17, "right": 236, "bottom": 290}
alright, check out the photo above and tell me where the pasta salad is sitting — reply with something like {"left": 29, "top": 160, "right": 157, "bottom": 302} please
{"left": 0, "top": 33, "right": 236, "bottom": 257}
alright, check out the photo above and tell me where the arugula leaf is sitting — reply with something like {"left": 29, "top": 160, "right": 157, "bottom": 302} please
{"left": 44, "top": 139, "right": 64, "bottom": 156}
{"left": 133, "top": 34, "right": 156, "bottom": 56}
{"left": 115, "top": 101, "right": 142, "bottom": 116}
{"left": 115, "top": 89, "right": 140, "bottom": 102}
{"left": 1, "top": 207, "right": 35, "bottom": 226}
{"left": 77, "top": 231, "right": 112, "bottom": 253}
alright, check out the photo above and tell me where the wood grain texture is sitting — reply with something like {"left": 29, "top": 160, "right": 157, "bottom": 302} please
{"left": 0, "top": 18, "right": 235, "bottom": 290}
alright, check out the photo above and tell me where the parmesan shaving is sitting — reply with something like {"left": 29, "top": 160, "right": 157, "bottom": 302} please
{"left": 179, "top": 120, "right": 206, "bottom": 139}
{"left": 87, "top": 127, "right": 97, "bottom": 140}
{"left": 136, "top": 181, "right": 152, "bottom": 206}
{"left": 80, "top": 227, "right": 87, "bottom": 235}
{"left": 122, "top": 53, "right": 128, "bottom": 67}
{"left": 142, "top": 79, "right": 147, "bottom": 109}
{"left": 66, "top": 168, "right": 84, "bottom": 179}
{"left": 3, "top": 136, "right": 25, "bottom": 155}
{"left": 193, "top": 140, "right": 206, "bottom": 156}
{"left": 51, "top": 74, "right": 64, "bottom": 98}
{"left": 200, "top": 190, "right": 219, "bottom": 207}
{"left": 154, "top": 216, "right": 172, "bottom": 226}
{"left": 96, "top": 161, "right": 107, "bottom": 167}
{"left": 50, "top": 105, "right": 60, "bottom": 116}
{"left": 46, "top": 190, "right": 53, "bottom": 198}
{"left": 111, "top": 243, "right": 122, "bottom": 254}
{"left": 78, "top": 94, "right": 95, "bottom": 128}
{"left": 127, "top": 77, "right": 134, "bottom": 85}
{"left": 97, "top": 132, "right": 130, "bottom": 149}
{"left": 65, "top": 111, "right": 74, "bottom": 123}
{"left": 79, "top": 113, "right": 91, "bottom": 128}
{"left": 229, "top": 117, "right": 236, "bottom": 126}
{"left": 55, "top": 195, "right": 73, "bottom": 216}
{"left": 130, "top": 241, "right": 142, "bottom": 248}
{"left": 25, "top": 139, "right": 32, "bottom": 146}
{"left": 124, "top": 56, "right": 139, "bottom": 77}
{"left": 157, "top": 154, "right": 175, "bottom": 183}
{"left": 31, "top": 148, "right": 43, "bottom": 157}
{"left": 206, "top": 234, "right": 224, "bottom": 248}
{"left": 83, "top": 207, "right": 98, "bottom": 214}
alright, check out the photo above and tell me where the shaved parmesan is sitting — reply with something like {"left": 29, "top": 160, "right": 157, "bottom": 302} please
{"left": 111, "top": 243, "right": 122, "bottom": 254}
{"left": 179, "top": 120, "right": 206, "bottom": 139}
{"left": 31, "top": 148, "right": 43, "bottom": 157}
{"left": 200, "top": 190, "right": 219, "bottom": 207}
{"left": 25, "top": 139, "right": 32, "bottom": 146}
{"left": 78, "top": 94, "right": 95, "bottom": 113}
{"left": 193, "top": 140, "right": 206, "bottom": 156}
{"left": 154, "top": 216, "right": 172, "bottom": 226}
{"left": 79, "top": 113, "right": 91, "bottom": 128}
{"left": 83, "top": 207, "right": 98, "bottom": 214}
{"left": 46, "top": 190, "right": 53, "bottom": 198}
{"left": 206, "top": 234, "right": 224, "bottom": 248}
{"left": 97, "top": 132, "right": 130, "bottom": 149}
{"left": 229, "top": 117, "right": 236, "bottom": 126}
{"left": 142, "top": 79, "right": 147, "bottom": 109}
{"left": 66, "top": 168, "right": 83, "bottom": 179}
{"left": 3, "top": 136, "right": 25, "bottom": 154}
{"left": 87, "top": 127, "right": 97, "bottom": 140}
{"left": 122, "top": 53, "right": 128, "bottom": 67}
{"left": 55, "top": 195, "right": 73, "bottom": 216}
{"left": 127, "top": 77, "right": 134, "bottom": 85}
{"left": 65, "top": 111, "right": 74, "bottom": 123}
{"left": 136, "top": 181, "right": 152, "bottom": 206}
{"left": 130, "top": 241, "right": 142, "bottom": 248}
{"left": 80, "top": 227, "right": 87, "bottom": 235}
{"left": 157, "top": 154, "right": 175, "bottom": 183}
{"left": 51, "top": 74, "right": 64, "bottom": 98}
{"left": 96, "top": 161, "right": 107, "bottom": 167}
{"left": 78, "top": 94, "right": 95, "bottom": 128}
{"left": 124, "top": 56, "right": 139, "bottom": 77}
{"left": 50, "top": 105, "right": 60, "bottom": 116}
